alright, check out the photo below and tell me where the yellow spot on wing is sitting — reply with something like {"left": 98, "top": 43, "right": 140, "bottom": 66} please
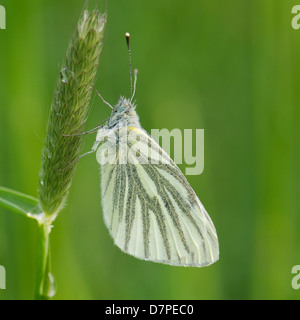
{"left": 128, "top": 126, "right": 139, "bottom": 131}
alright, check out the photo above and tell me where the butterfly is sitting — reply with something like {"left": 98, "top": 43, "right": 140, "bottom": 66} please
{"left": 87, "top": 34, "right": 219, "bottom": 267}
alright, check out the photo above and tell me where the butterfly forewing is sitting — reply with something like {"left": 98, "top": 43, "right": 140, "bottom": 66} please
{"left": 98, "top": 125, "right": 219, "bottom": 267}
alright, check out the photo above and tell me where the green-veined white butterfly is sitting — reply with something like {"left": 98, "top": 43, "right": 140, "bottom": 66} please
{"left": 89, "top": 34, "right": 219, "bottom": 267}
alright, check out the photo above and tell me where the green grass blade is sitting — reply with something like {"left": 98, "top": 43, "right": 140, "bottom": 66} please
{"left": 0, "top": 186, "right": 43, "bottom": 221}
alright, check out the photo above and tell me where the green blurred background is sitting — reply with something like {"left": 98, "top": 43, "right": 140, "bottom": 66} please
{"left": 0, "top": 0, "right": 300, "bottom": 300}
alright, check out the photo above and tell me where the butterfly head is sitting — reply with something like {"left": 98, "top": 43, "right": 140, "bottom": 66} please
{"left": 107, "top": 96, "right": 139, "bottom": 128}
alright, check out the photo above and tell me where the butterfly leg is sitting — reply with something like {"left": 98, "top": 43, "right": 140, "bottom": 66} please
{"left": 56, "top": 147, "right": 98, "bottom": 172}
{"left": 62, "top": 119, "right": 108, "bottom": 137}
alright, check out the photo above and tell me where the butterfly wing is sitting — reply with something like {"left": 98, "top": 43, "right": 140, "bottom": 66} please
{"left": 99, "top": 126, "right": 219, "bottom": 267}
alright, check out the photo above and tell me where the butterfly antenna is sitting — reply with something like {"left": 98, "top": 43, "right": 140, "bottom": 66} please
{"left": 131, "top": 68, "right": 138, "bottom": 102}
{"left": 125, "top": 32, "right": 133, "bottom": 98}
{"left": 92, "top": 85, "right": 113, "bottom": 110}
